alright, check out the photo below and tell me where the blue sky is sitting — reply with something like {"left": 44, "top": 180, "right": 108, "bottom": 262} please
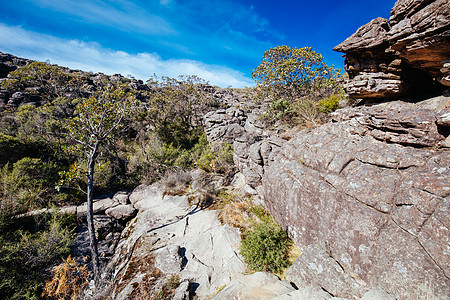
{"left": 0, "top": 0, "right": 396, "bottom": 87}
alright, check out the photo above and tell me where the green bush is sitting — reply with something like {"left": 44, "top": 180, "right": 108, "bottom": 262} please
{"left": 196, "top": 142, "right": 233, "bottom": 174}
{"left": 0, "top": 158, "right": 58, "bottom": 219}
{"left": 0, "top": 214, "right": 73, "bottom": 299}
{"left": 318, "top": 93, "right": 342, "bottom": 113}
{"left": 239, "top": 219, "right": 292, "bottom": 274}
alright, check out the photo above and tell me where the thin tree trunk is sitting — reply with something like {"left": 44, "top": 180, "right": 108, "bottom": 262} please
{"left": 86, "top": 142, "right": 100, "bottom": 284}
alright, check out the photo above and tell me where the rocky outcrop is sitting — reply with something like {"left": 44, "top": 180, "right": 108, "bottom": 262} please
{"left": 334, "top": 0, "right": 450, "bottom": 100}
{"left": 262, "top": 96, "right": 450, "bottom": 299}
{"left": 204, "top": 105, "right": 286, "bottom": 197}
{"left": 103, "top": 182, "right": 247, "bottom": 299}
{"left": 0, "top": 52, "right": 31, "bottom": 78}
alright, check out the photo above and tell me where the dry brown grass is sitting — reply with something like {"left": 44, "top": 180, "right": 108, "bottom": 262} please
{"left": 161, "top": 169, "right": 192, "bottom": 196}
{"left": 43, "top": 255, "right": 89, "bottom": 300}
{"left": 218, "top": 201, "right": 254, "bottom": 231}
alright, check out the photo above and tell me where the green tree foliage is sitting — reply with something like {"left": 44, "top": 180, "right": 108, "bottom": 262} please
{"left": 252, "top": 45, "right": 342, "bottom": 126}
{"left": 144, "top": 75, "right": 216, "bottom": 147}
{"left": 0, "top": 214, "right": 73, "bottom": 299}
{"left": 239, "top": 218, "right": 292, "bottom": 274}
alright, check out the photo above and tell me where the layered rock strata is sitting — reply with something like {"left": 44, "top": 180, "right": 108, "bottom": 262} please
{"left": 334, "top": 0, "right": 450, "bottom": 100}
{"left": 203, "top": 106, "right": 285, "bottom": 193}
{"left": 263, "top": 96, "right": 450, "bottom": 299}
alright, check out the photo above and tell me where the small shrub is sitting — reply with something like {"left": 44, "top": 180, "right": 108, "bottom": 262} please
{"left": 239, "top": 219, "right": 292, "bottom": 274}
{"left": 318, "top": 93, "right": 342, "bottom": 113}
{"left": 43, "top": 255, "right": 89, "bottom": 300}
{"left": 197, "top": 142, "right": 234, "bottom": 174}
{"left": 161, "top": 169, "right": 192, "bottom": 195}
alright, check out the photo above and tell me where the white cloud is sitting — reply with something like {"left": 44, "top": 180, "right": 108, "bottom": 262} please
{"left": 30, "top": 0, "right": 176, "bottom": 35}
{"left": 0, "top": 24, "right": 254, "bottom": 88}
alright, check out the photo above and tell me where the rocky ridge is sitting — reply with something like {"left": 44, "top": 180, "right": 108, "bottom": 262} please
{"left": 333, "top": 0, "right": 450, "bottom": 100}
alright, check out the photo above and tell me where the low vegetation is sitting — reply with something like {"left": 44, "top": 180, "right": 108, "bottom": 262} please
{"left": 0, "top": 213, "right": 75, "bottom": 299}
{"left": 240, "top": 218, "right": 292, "bottom": 274}
{"left": 43, "top": 255, "right": 89, "bottom": 300}
{"left": 216, "top": 192, "right": 296, "bottom": 276}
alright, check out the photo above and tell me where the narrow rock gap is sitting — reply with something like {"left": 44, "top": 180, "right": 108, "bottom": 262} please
{"left": 339, "top": 158, "right": 355, "bottom": 174}
{"left": 183, "top": 217, "right": 189, "bottom": 237}
{"left": 354, "top": 157, "right": 414, "bottom": 170}
{"left": 321, "top": 286, "right": 335, "bottom": 297}
{"left": 417, "top": 240, "right": 450, "bottom": 281}
{"left": 394, "top": 203, "right": 413, "bottom": 207}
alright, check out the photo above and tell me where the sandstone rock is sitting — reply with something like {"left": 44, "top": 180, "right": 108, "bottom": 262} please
{"left": 76, "top": 197, "right": 118, "bottom": 218}
{"left": 271, "top": 286, "right": 332, "bottom": 300}
{"left": 172, "top": 280, "right": 190, "bottom": 300}
{"left": 332, "top": 99, "right": 446, "bottom": 147}
{"left": 211, "top": 272, "right": 295, "bottom": 300}
{"left": 113, "top": 190, "right": 130, "bottom": 205}
{"left": 203, "top": 108, "right": 245, "bottom": 145}
{"left": 359, "top": 287, "right": 395, "bottom": 300}
{"left": 107, "top": 183, "right": 246, "bottom": 299}
{"left": 154, "top": 245, "right": 184, "bottom": 274}
{"left": 105, "top": 204, "right": 136, "bottom": 220}
{"left": 333, "top": 18, "right": 389, "bottom": 52}
{"left": 334, "top": 0, "right": 450, "bottom": 99}
{"left": 285, "top": 245, "right": 365, "bottom": 299}
{"left": 129, "top": 183, "right": 165, "bottom": 211}
{"left": 263, "top": 99, "right": 450, "bottom": 299}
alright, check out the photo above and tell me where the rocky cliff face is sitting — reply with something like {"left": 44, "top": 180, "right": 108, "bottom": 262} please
{"left": 262, "top": 96, "right": 449, "bottom": 299}
{"left": 203, "top": 92, "right": 449, "bottom": 299}
{"left": 334, "top": 0, "right": 450, "bottom": 100}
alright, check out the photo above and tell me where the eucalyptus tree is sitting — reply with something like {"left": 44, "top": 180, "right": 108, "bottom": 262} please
{"left": 64, "top": 87, "right": 136, "bottom": 283}
{"left": 252, "top": 45, "right": 341, "bottom": 125}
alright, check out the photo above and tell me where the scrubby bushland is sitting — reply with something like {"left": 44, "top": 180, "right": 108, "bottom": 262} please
{"left": 252, "top": 45, "right": 344, "bottom": 126}
{"left": 0, "top": 213, "right": 75, "bottom": 299}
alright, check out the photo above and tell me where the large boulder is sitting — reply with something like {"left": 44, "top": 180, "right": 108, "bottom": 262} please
{"left": 334, "top": 0, "right": 450, "bottom": 100}
{"left": 263, "top": 97, "right": 450, "bottom": 299}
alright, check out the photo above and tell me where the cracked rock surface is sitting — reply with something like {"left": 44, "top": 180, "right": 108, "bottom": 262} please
{"left": 104, "top": 183, "right": 246, "bottom": 299}
{"left": 263, "top": 97, "right": 449, "bottom": 299}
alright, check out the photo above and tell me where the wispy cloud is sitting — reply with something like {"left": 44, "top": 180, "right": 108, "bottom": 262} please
{"left": 0, "top": 24, "right": 254, "bottom": 88}
{"left": 29, "top": 0, "right": 176, "bottom": 35}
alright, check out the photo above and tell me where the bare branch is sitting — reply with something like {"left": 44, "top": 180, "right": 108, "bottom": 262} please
{"left": 63, "top": 132, "right": 95, "bottom": 150}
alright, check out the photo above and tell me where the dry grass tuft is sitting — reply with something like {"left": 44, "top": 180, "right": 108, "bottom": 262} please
{"left": 218, "top": 201, "right": 253, "bottom": 231}
{"left": 43, "top": 255, "right": 89, "bottom": 300}
{"left": 161, "top": 169, "right": 192, "bottom": 196}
